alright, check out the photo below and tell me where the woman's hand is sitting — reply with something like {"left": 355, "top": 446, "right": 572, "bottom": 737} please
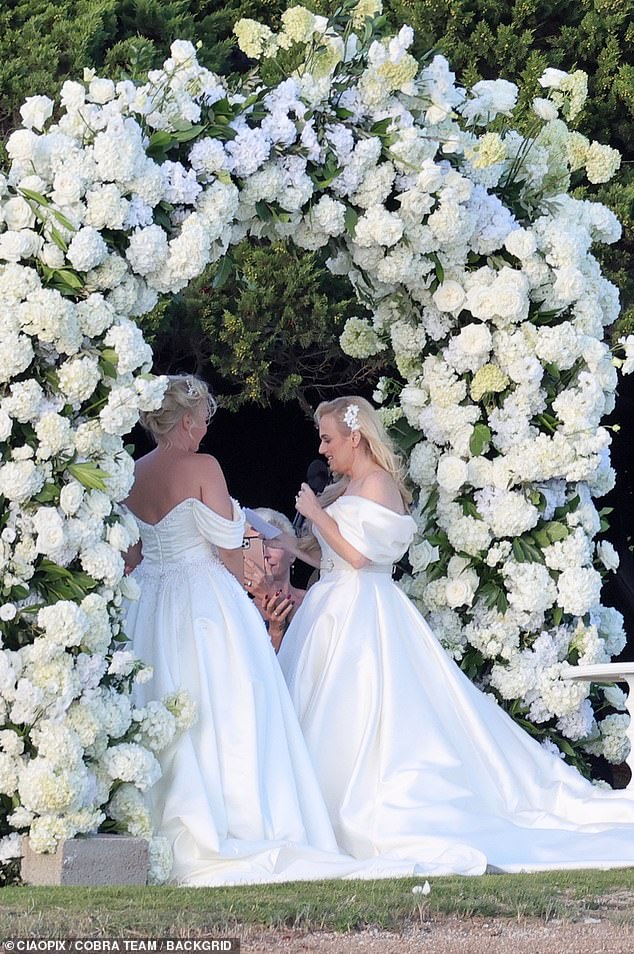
{"left": 243, "top": 556, "right": 273, "bottom": 598}
{"left": 262, "top": 591, "right": 295, "bottom": 652}
{"left": 294, "top": 482, "right": 322, "bottom": 522}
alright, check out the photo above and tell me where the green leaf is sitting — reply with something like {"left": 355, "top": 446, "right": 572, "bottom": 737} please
{"left": 49, "top": 207, "right": 77, "bottom": 232}
{"left": 388, "top": 418, "right": 422, "bottom": 454}
{"left": 34, "top": 482, "right": 60, "bottom": 504}
{"left": 344, "top": 206, "right": 358, "bottom": 236}
{"left": 543, "top": 521, "right": 569, "bottom": 543}
{"left": 459, "top": 497, "right": 481, "bottom": 519}
{"left": 477, "top": 580, "right": 509, "bottom": 614}
{"left": 173, "top": 124, "right": 206, "bottom": 143}
{"left": 146, "top": 130, "right": 176, "bottom": 159}
{"left": 469, "top": 422, "right": 492, "bottom": 456}
{"left": 431, "top": 253, "right": 444, "bottom": 283}
{"left": 370, "top": 118, "right": 391, "bottom": 137}
{"left": 554, "top": 494, "right": 579, "bottom": 521}
{"left": 99, "top": 348, "right": 118, "bottom": 378}
{"left": 212, "top": 256, "right": 234, "bottom": 290}
{"left": 67, "top": 462, "right": 110, "bottom": 491}
{"left": 309, "top": 166, "right": 343, "bottom": 190}
{"left": 206, "top": 125, "right": 237, "bottom": 141}
{"left": 20, "top": 187, "right": 50, "bottom": 206}
{"left": 552, "top": 605, "right": 563, "bottom": 626}
{"left": 49, "top": 226, "right": 69, "bottom": 252}
{"left": 51, "top": 268, "right": 83, "bottom": 289}
{"left": 255, "top": 200, "right": 273, "bottom": 221}
{"left": 512, "top": 537, "right": 545, "bottom": 564}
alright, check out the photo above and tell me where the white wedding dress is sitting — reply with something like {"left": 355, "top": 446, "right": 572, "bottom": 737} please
{"left": 278, "top": 495, "right": 634, "bottom": 874}
{"left": 124, "top": 496, "right": 428, "bottom": 885}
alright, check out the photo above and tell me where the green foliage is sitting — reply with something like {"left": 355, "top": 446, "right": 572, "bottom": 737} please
{"left": 144, "top": 240, "right": 381, "bottom": 410}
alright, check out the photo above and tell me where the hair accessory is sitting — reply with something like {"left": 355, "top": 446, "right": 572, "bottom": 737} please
{"left": 186, "top": 377, "right": 197, "bottom": 397}
{"left": 343, "top": 403, "right": 360, "bottom": 431}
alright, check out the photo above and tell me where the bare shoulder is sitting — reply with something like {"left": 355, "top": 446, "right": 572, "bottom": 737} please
{"left": 194, "top": 453, "right": 233, "bottom": 519}
{"left": 358, "top": 470, "right": 405, "bottom": 514}
{"left": 189, "top": 453, "right": 225, "bottom": 480}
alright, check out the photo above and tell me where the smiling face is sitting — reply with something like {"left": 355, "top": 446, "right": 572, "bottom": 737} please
{"left": 318, "top": 413, "right": 354, "bottom": 476}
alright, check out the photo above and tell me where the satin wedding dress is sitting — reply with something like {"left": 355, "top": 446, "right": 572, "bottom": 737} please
{"left": 124, "top": 496, "right": 427, "bottom": 885}
{"left": 278, "top": 494, "right": 634, "bottom": 874}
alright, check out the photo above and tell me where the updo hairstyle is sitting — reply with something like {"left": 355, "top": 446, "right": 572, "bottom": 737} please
{"left": 140, "top": 374, "right": 217, "bottom": 445}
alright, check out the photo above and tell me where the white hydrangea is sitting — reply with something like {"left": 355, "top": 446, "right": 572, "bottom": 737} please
{"left": 67, "top": 227, "right": 109, "bottom": 271}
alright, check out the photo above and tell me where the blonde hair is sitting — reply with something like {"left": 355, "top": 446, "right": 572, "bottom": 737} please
{"left": 315, "top": 396, "right": 412, "bottom": 507}
{"left": 252, "top": 507, "right": 296, "bottom": 537}
{"left": 140, "top": 374, "right": 217, "bottom": 445}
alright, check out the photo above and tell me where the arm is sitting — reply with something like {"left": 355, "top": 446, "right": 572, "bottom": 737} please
{"left": 295, "top": 483, "right": 370, "bottom": 570}
{"left": 275, "top": 531, "right": 321, "bottom": 569}
{"left": 197, "top": 455, "right": 243, "bottom": 579}
{"left": 124, "top": 539, "right": 142, "bottom": 574}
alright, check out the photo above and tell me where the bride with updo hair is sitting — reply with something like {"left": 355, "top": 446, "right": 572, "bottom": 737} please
{"left": 123, "top": 375, "right": 386, "bottom": 885}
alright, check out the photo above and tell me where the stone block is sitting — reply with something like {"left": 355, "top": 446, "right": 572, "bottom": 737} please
{"left": 21, "top": 833, "right": 149, "bottom": 886}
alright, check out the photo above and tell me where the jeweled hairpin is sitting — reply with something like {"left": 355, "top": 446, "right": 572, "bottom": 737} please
{"left": 186, "top": 378, "right": 197, "bottom": 397}
{"left": 343, "top": 403, "right": 360, "bottom": 431}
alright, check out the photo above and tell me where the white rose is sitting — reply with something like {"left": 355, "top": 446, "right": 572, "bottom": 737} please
{"left": 436, "top": 455, "right": 468, "bottom": 493}
{"left": 19, "top": 95, "right": 54, "bottom": 131}
{"left": 119, "top": 575, "right": 141, "bottom": 601}
{"left": 0, "top": 604, "right": 17, "bottom": 621}
{"left": 445, "top": 577, "right": 475, "bottom": 609}
{"left": 88, "top": 78, "right": 115, "bottom": 104}
{"left": 60, "top": 81, "right": 86, "bottom": 110}
{"left": 432, "top": 280, "right": 465, "bottom": 315}
{"left": 409, "top": 540, "right": 440, "bottom": 573}
{"left": 504, "top": 228, "right": 537, "bottom": 260}
{"left": 39, "top": 242, "right": 66, "bottom": 268}
{"left": 3, "top": 197, "right": 36, "bottom": 231}
{"left": 52, "top": 171, "right": 82, "bottom": 206}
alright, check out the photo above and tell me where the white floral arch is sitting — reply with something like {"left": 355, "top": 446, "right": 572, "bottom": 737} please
{"left": 0, "top": 1, "right": 630, "bottom": 880}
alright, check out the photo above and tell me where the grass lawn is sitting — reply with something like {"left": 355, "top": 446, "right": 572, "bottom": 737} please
{"left": 1, "top": 870, "right": 634, "bottom": 936}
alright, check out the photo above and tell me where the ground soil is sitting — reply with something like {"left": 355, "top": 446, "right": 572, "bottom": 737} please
{"left": 241, "top": 916, "right": 634, "bottom": 953}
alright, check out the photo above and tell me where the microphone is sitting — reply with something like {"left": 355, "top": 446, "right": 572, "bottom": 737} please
{"left": 292, "top": 459, "right": 330, "bottom": 531}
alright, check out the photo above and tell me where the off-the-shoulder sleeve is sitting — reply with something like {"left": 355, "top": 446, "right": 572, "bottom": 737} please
{"left": 192, "top": 497, "right": 245, "bottom": 548}
{"left": 328, "top": 497, "right": 417, "bottom": 563}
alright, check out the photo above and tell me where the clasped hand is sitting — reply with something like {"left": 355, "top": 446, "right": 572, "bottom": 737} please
{"left": 294, "top": 482, "right": 322, "bottom": 521}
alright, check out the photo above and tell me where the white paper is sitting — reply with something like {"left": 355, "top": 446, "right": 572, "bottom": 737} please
{"left": 243, "top": 507, "right": 283, "bottom": 540}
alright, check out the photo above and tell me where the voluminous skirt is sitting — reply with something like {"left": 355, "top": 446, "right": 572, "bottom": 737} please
{"left": 279, "top": 564, "right": 634, "bottom": 875}
{"left": 126, "top": 556, "right": 430, "bottom": 884}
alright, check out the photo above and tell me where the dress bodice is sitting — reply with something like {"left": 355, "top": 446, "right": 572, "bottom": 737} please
{"left": 129, "top": 497, "right": 244, "bottom": 569}
{"left": 317, "top": 496, "right": 417, "bottom": 574}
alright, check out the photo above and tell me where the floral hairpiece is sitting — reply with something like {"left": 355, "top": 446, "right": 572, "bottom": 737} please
{"left": 343, "top": 403, "right": 360, "bottom": 431}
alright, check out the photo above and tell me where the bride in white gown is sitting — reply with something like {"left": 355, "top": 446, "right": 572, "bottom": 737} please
{"left": 278, "top": 395, "right": 634, "bottom": 875}
{"left": 123, "top": 376, "right": 419, "bottom": 885}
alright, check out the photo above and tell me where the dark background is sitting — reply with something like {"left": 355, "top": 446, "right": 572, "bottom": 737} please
{"left": 133, "top": 367, "right": 634, "bottom": 656}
